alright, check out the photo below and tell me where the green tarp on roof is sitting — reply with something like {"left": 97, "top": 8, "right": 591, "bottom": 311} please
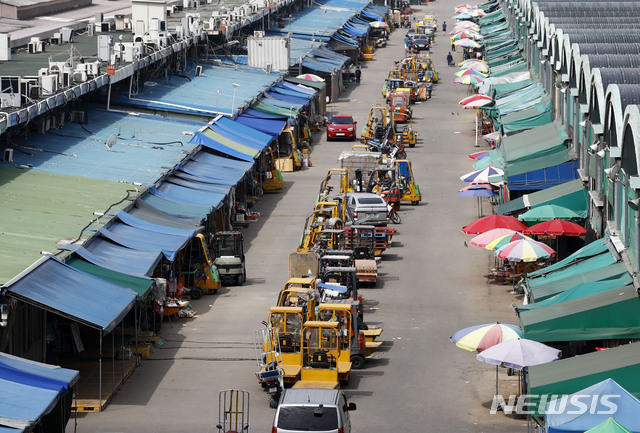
{"left": 528, "top": 342, "right": 640, "bottom": 416}
{"left": 0, "top": 167, "right": 132, "bottom": 284}
{"left": 489, "top": 123, "right": 568, "bottom": 166}
{"left": 65, "top": 256, "right": 154, "bottom": 298}
{"left": 502, "top": 147, "right": 572, "bottom": 178}
{"left": 520, "top": 285, "right": 640, "bottom": 342}
{"left": 527, "top": 254, "right": 626, "bottom": 302}
{"left": 517, "top": 274, "right": 633, "bottom": 312}
{"left": 500, "top": 107, "right": 553, "bottom": 134}
{"left": 496, "top": 179, "right": 587, "bottom": 215}
{"left": 252, "top": 100, "right": 297, "bottom": 118}
{"left": 201, "top": 128, "right": 260, "bottom": 159}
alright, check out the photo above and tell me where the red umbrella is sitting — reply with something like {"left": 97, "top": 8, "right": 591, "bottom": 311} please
{"left": 524, "top": 219, "right": 587, "bottom": 236}
{"left": 462, "top": 214, "right": 529, "bottom": 235}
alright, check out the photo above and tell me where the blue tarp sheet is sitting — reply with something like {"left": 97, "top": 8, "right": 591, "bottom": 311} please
{"left": 278, "top": 81, "right": 316, "bottom": 96}
{"left": 189, "top": 132, "right": 255, "bottom": 162}
{"left": 236, "top": 114, "right": 286, "bottom": 137}
{"left": 5, "top": 257, "right": 137, "bottom": 332}
{"left": 115, "top": 211, "right": 197, "bottom": 238}
{"left": 213, "top": 116, "right": 275, "bottom": 148}
{"left": 507, "top": 160, "right": 579, "bottom": 190}
{"left": 265, "top": 91, "right": 309, "bottom": 105}
{"left": 64, "top": 237, "right": 163, "bottom": 279}
{"left": 302, "top": 58, "right": 335, "bottom": 73}
{"left": 138, "top": 192, "right": 211, "bottom": 221}
{"left": 0, "top": 352, "right": 79, "bottom": 387}
{"left": 546, "top": 379, "right": 640, "bottom": 433}
{"left": 0, "top": 363, "right": 69, "bottom": 395}
{"left": 97, "top": 218, "right": 193, "bottom": 262}
{"left": 0, "top": 377, "right": 60, "bottom": 431}
{"left": 243, "top": 107, "right": 287, "bottom": 119}
{"left": 153, "top": 182, "right": 225, "bottom": 209}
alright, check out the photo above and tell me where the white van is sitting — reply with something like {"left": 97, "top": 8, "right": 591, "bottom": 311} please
{"left": 272, "top": 388, "right": 357, "bottom": 433}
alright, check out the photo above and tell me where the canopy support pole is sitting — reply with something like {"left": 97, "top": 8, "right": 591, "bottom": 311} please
{"left": 475, "top": 109, "right": 479, "bottom": 147}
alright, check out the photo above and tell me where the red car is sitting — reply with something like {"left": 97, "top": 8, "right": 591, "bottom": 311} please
{"left": 326, "top": 115, "right": 357, "bottom": 141}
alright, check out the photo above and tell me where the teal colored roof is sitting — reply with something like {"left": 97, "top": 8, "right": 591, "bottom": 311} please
{"left": 496, "top": 179, "right": 588, "bottom": 215}
{"left": 110, "top": 63, "right": 284, "bottom": 117}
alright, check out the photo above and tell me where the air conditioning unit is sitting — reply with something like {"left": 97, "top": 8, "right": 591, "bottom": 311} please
{"left": 86, "top": 61, "right": 100, "bottom": 76}
{"left": 266, "top": 63, "right": 272, "bottom": 73}
{"left": 73, "top": 71, "right": 87, "bottom": 82}
{"left": 242, "top": 5, "right": 251, "bottom": 15}
{"left": 254, "top": 30, "right": 265, "bottom": 37}
{"left": 195, "top": 65, "right": 202, "bottom": 76}
{"left": 183, "top": 0, "right": 192, "bottom": 8}
{"left": 3, "top": 148, "right": 13, "bottom": 162}
{"left": 115, "top": 14, "right": 125, "bottom": 30}
{"left": 250, "top": 4, "right": 259, "bottom": 13}
{"left": 0, "top": 34, "right": 10, "bottom": 61}
{"left": 28, "top": 38, "right": 45, "bottom": 54}
{"left": 60, "top": 27, "right": 72, "bottom": 43}
{"left": 40, "top": 74, "right": 57, "bottom": 96}
{"left": 211, "top": 10, "right": 220, "bottom": 16}
{"left": 97, "top": 34, "right": 113, "bottom": 62}
{"left": 50, "top": 33, "right": 61, "bottom": 45}
{"left": 203, "top": 19, "right": 212, "bottom": 30}
{"left": 37, "top": 118, "right": 51, "bottom": 133}
{"left": 0, "top": 93, "right": 20, "bottom": 108}
{"left": 123, "top": 18, "right": 132, "bottom": 30}
{"left": 70, "top": 110, "right": 87, "bottom": 124}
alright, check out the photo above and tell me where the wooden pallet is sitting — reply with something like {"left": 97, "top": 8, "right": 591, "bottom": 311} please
{"left": 69, "top": 356, "right": 139, "bottom": 413}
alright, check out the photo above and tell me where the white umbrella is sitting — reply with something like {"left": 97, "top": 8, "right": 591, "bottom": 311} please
{"left": 476, "top": 338, "right": 561, "bottom": 398}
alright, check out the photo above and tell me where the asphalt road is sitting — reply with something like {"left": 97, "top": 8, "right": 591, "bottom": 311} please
{"left": 69, "top": 1, "right": 530, "bottom": 432}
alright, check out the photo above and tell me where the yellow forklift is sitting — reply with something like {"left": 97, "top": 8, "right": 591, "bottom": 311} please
{"left": 178, "top": 233, "right": 221, "bottom": 299}
{"left": 261, "top": 147, "right": 284, "bottom": 191}
{"left": 395, "top": 159, "right": 422, "bottom": 205}
{"left": 266, "top": 306, "right": 305, "bottom": 386}
{"left": 274, "top": 127, "right": 302, "bottom": 172}
{"left": 276, "top": 278, "right": 320, "bottom": 323}
{"left": 317, "top": 168, "right": 350, "bottom": 202}
{"left": 360, "top": 106, "right": 389, "bottom": 142}
{"left": 292, "top": 321, "right": 342, "bottom": 389}
{"left": 317, "top": 303, "right": 366, "bottom": 371}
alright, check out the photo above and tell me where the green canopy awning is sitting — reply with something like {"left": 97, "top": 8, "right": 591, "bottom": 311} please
{"left": 517, "top": 274, "right": 632, "bottom": 312}
{"left": 528, "top": 237, "right": 610, "bottom": 277}
{"left": 500, "top": 108, "right": 553, "bottom": 133}
{"left": 528, "top": 342, "right": 640, "bottom": 417}
{"left": 65, "top": 256, "right": 154, "bottom": 298}
{"left": 252, "top": 100, "right": 298, "bottom": 118}
{"left": 489, "top": 123, "right": 568, "bottom": 166}
{"left": 503, "top": 147, "right": 572, "bottom": 179}
{"left": 496, "top": 179, "right": 587, "bottom": 215}
{"left": 527, "top": 252, "right": 626, "bottom": 302}
{"left": 520, "top": 285, "right": 640, "bottom": 342}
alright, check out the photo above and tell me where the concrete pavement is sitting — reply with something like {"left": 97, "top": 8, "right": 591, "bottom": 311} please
{"left": 67, "top": 1, "right": 528, "bottom": 431}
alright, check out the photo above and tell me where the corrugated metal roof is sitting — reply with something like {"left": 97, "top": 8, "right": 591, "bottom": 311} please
{"left": 111, "top": 64, "right": 284, "bottom": 117}
{"left": 0, "top": 167, "right": 132, "bottom": 284}
{"left": 0, "top": 110, "right": 205, "bottom": 184}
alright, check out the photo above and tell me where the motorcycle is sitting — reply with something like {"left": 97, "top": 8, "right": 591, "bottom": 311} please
{"left": 387, "top": 203, "right": 401, "bottom": 224}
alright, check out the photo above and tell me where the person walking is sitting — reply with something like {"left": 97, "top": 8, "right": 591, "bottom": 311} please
{"left": 442, "top": 21, "right": 447, "bottom": 34}
{"left": 451, "top": 37, "right": 456, "bottom": 52}
{"left": 355, "top": 66, "right": 361, "bottom": 84}
{"left": 447, "top": 52, "right": 454, "bottom": 66}
{"left": 427, "top": 81, "right": 433, "bottom": 99}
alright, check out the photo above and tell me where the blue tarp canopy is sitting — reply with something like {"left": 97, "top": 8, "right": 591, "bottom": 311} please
{"left": 0, "top": 352, "right": 79, "bottom": 388}
{"left": 243, "top": 107, "right": 287, "bottom": 119}
{"left": 277, "top": 81, "right": 316, "bottom": 96}
{"left": 0, "top": 352, "right": 79, "bottom": 432}
{"left": 96, "top": 211, "right": 196, "bottom": 261}
{"left": 235, "top": 114, "right": 287, "bottom": 138}
{"left": 138, "top": 191, "right": 211, "bottom": 221}
{"left": 153, "top": 178, "right": 226, "bottom": 209}
{"left": 127, "top": 199, "right": 204, "bottom": 230}
{"left": 507, "top": 160, "right": 579, "bottom": 190}
{"left": 212, "top": 116, "right": 275, "bottom": 148}
{"left": 4, "top": 257, "right": 137, "bottom": 333}
{"left": 180, "top": 150, "right": 252, "bottom": 185}
{"left": 63, "top": 237, "right": 163, "bottom": 278}
{"left": 545, "top": 379, "right": 640, "bottom": 433}
{"left": 189, "top": 131, "right": 255, "bottom": 162}
{"left": 265, "top": 91, "right": 309, "bottom": 105}
{"left": 0, "top": 378, "right": 61, "bottom": 431}
{"left": 302, "top": 58, "right": 335, "bottom": 73}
